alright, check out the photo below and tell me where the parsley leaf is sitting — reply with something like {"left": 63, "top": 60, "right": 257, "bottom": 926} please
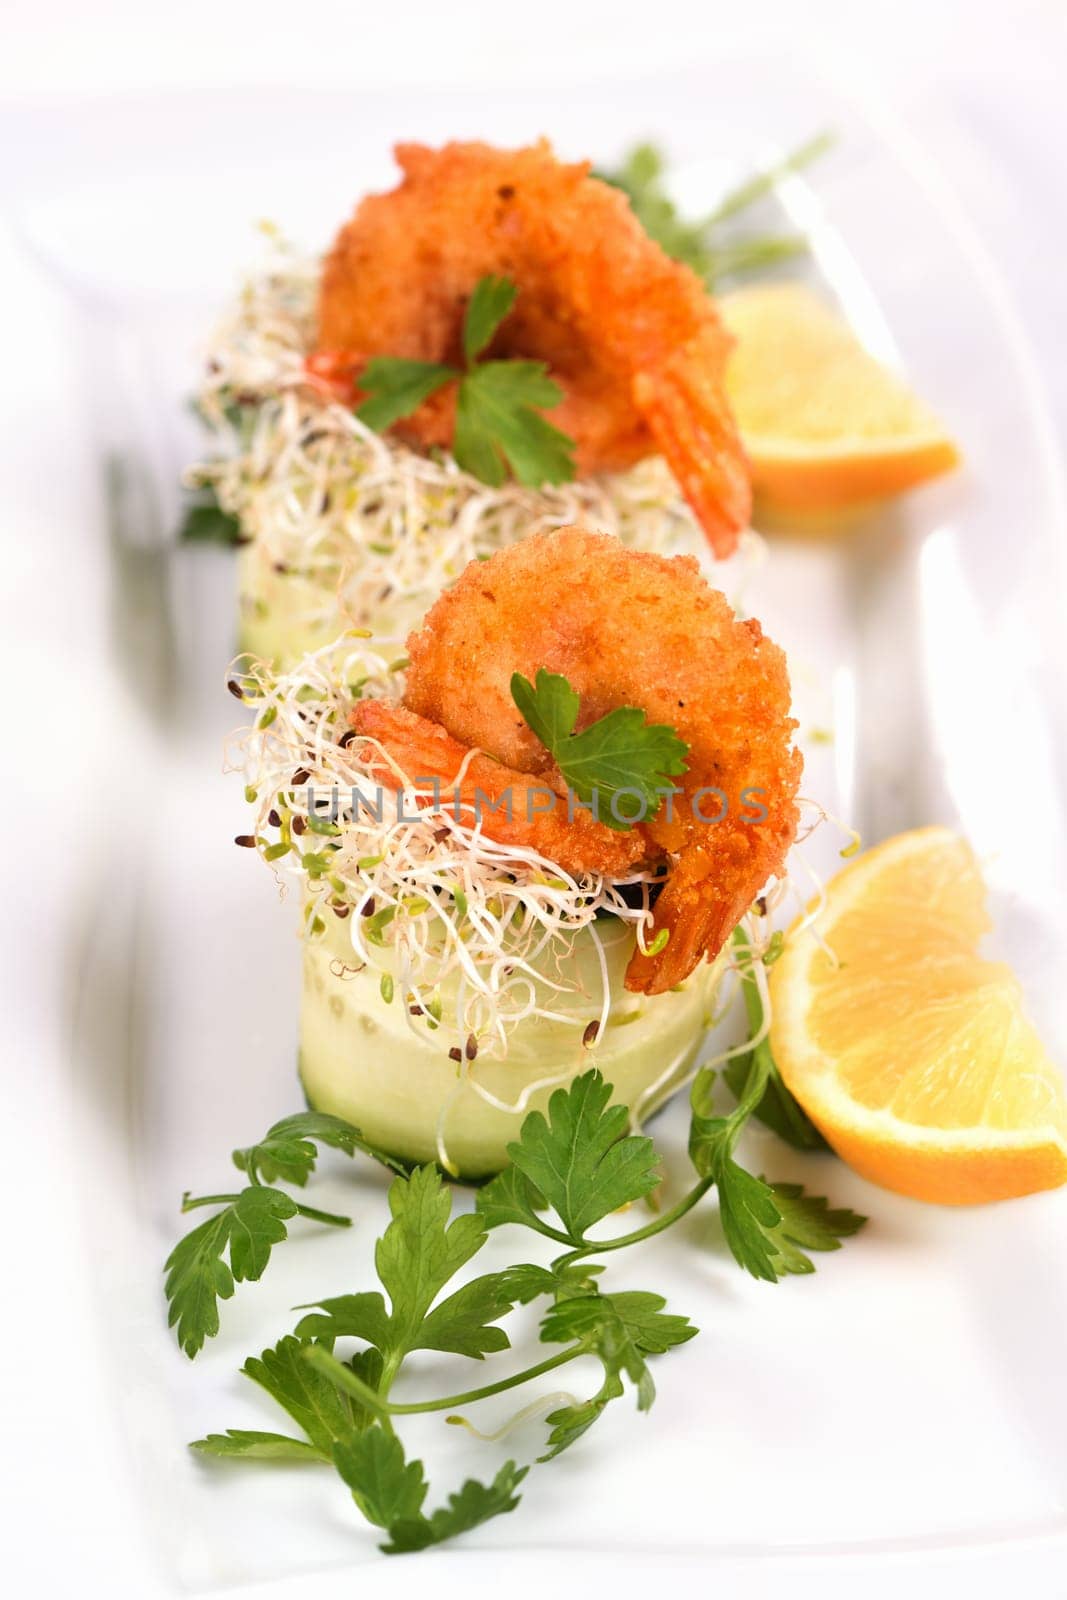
{"left": 355, "top": 275, "right": 577, "bottom": 489}
{"left": 688, "top": 1064, "right": 780, "bottom": 1279}
{"left": 294, "top": 1272, "right": 514, "bottom": 1362}
{"left": 165, "top": 1186, "right": 297, "bottom": 1358}
{"left": 454, "top": 360, "right": 573, "bottom": 487}
{"left": 167, "top": 1110, "right": 403, "bottom": 1358}
{"left": 553, "top": 705, "right": 689, "bottom": 825}
{"left": 760, "top": 1182, "right": 867, "bottom": 1274}
{"left": 334, "top": 1424, "right": 429, "bottom": 1530}
{"left": 473, "top": 1165, "right": 552, "bottom": 1236}
{"left": 538, "top": 1287, "right": 696, "bottom": 1459}
{"left": 177, "top": 491, "right": 242, "bottom": 546}
{"left": 510, "top": 668, "right": 689, "bottom": 830}
{"left": 335, "top": 1425, "right": 527, "bottom": 1554}
{"left": 191, "top": 1337, "right": 385, "bottom": 1466}
{"left": 243, "top": 1336, "right": 383, "bottom": 1453}
{"left": 478, "top": 1070, "right": 660, "bottom": 1244}
{"left": 297, "top": 1165, "right": 514, "bottom": 1365}
{"left": 510, "top": 667, "right": 580, "bottom": 753}
{"left": 384, "top": 1460, "right": 528, "bottom": 1554}
{"left": 190, "top": 1430, "right": 325, "bottom": 1463}
{"left": 373, "top": 1165, "right": 509, "bottom": 1363}
{"left": 713, "top": 1158, "right": 787, "bottom": 1282}
{"left": 292, "top": 1293, "right": 391, "bottom": 1351}
{"left": 233, "top": 1110, "right": 407, "bottom": 1186}
{"left": 715, "top": 1164, "right": 867, "bottom": 1282}
{"left": 600, "top": 134, "right": 831, "bottom": 290}
{"left": 356, "top": 358, "right": 456, "bottom": 433}
{"left": 496, "top": 1260, "right": 605, "bottom": 1304}
{"left": 540, "top": 1395, "right": 607, "bottom": 1458}
{"left": 415, "top": 1273, "right": 517, "bottom": 1359}
{"left": 463, "top": 274, "right": 517, "bottom": 362}
{"left": 688, "top": 1067, "right": 865, "bottom": 1281}
{"left": 542, "top": 1289, "right": 695, "bottom": 1410}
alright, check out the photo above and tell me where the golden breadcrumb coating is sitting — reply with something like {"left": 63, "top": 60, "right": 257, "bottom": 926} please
{"left": 316, "top": 140, "right": 750, "bottom": 556}
{"left": 363, "top": 526, "right": 800, "bottom": 992}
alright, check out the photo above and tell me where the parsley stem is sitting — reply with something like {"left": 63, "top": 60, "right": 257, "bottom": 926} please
{"left": 519, "top": 1216, "right": 578, "bottom": 1248}
{"left": 303, "top": 1347, "right": 392, "bottom": 1417}
{"left": 389, "top": 1347, "right": 585, "bottom": 1414}
{"left": 558, "top": 1176, "right": 715, "bottom": 1263}
{"left": 290, "top": 1201, "right": 352, "bottom": 1229}
{"left": 703, "top": 130, "right": 834, "bottom": 227}
{"left": 305, "top": 1343, "right": 584, "bottom": 1417}
{"left": 726, "top": 928, "right": 776, "bottom": 1132}
{"left": 726, "top": 927, "right": 827, "bottom": 1151}
{"left": 180, "top": 1191, "right": 242, "bottom": 1212}
{"left": 704, "top": 235, "right": 808, "bottom": 280}
{"left": 178, "top": 1191, "right": 349, "bottom": 1227}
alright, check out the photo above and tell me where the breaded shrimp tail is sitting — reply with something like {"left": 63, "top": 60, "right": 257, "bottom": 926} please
{"left": 350, "top": 699, "right": 648, "bottom": 879}
{"left": 360, "top": 526, "right": 800, "bottom": 991}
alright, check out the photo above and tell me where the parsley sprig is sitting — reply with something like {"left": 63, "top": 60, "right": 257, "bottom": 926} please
{"left": 165, "top": 1111, "right": 405, "bottom": 1357}
{"left": 510, "top": 667, "right": 689, "bottom": 830}
{"left": 185, "top": 1035, "right": 863, "bottom": 1553}
{"left": 600, "top": 133, "right": 832, "bottom": 290}
{"left": 356, "top": 275, "right": 577, "bottom": 489}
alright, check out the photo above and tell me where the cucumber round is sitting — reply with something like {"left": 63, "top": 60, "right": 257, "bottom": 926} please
{"left": 299, "top": 913, "right": 726, "bottom": 1180}
{"left": 237, "top": 553, "right": 341, "bottom": 668}
{"left": 236, "top": 544, "right": 425, "bottom": 669}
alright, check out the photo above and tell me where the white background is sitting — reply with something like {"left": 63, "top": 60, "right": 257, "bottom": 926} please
{"left": 2, "top": 2, "right": 1065, "bottom": 1596}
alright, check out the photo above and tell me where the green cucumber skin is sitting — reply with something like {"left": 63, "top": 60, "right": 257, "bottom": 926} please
{"left": 298, "top": 917, "right": 726, "bottom": 1181}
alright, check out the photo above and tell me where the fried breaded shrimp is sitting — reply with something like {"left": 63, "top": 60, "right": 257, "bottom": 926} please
{"left": 350, "top": 699, "right": 647, "bottom": 879}
{"left": 316, "top": 140, "right": 751, "bottom": 558}
{"left": 365, "top": 525, "right": 801, "bottom": 993}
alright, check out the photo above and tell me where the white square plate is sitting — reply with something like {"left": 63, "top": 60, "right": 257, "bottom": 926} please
{"left": 4, "top": 56, "right": 1065, "bottom": 1597}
